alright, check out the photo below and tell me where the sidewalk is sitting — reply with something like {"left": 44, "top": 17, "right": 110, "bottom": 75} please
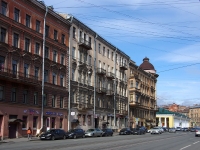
{"left": 0, "top": 137, "right": 40, "bottom": 144}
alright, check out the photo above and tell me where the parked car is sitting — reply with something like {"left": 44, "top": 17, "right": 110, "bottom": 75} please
{"left": 40, "top": 129, "right": 67, "bottom": 140}
{"left": 119, "top": 128, "right": 132, "bottom": 135}
{"left": 140, "top": 126, "right": 147, "bottom": 133}
{"left": 102, "top": 128, "right": 113, "bottom": 136}
{"left": 169, "top": 128, "right": 176, "bottom": 133}
{"left": 195, "top": 128, "right": 200, "bottom": 137}
{"left": 149, "top": 127, "right": 162, "bottom": 134}
{"left": 85, "top": 128, "right": 104, "bottom": 137}
{"left": 182, "top": 127, "right": 189, "bottom": 132}
{"left": 66, "top": 129, "right": 85, "bottom": 139}
{"left": 176, "top": 127, "right": 182, "bottom": 131}
{"left": 190, "top": 128, "right": 196, "bottom": 132}
{"left": 131, "top": 128, "right": 144, "bottom": 135}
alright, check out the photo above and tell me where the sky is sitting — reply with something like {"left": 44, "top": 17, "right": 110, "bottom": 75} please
{"left": 43, "top": 0, "right": 200, "bottom": 106}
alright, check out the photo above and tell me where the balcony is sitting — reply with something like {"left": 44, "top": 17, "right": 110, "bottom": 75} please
{"left": 106, "top": 89, "right": 114, "bottom": 96}
{"left": 120, "top": 62, "right": 128, "bottom": 70}
{"left": 106, "top": 72, "right": 115, "bottom": 79}
{"left": 71, "top": 102, "right": 78, "bottom": 108}
{"left": 129, "top": 86, "right": 140, "bottom": 93}
{"left": 96, "top": 87, "right": 107, "bottom": 94}
{"left": 78, "top": 60, "right": 87, "bottom": 68}
{"left": 0, "top": 67, "right": 40, "bottom": 85}
{"left": 129, "top": 100, "right": 140, "bottom": 107}
{"left": 119, "top": 110, "right": 128, "bottom": 116}
{"left": 79, "top": 38, "right": 92, "bottom": 50}
{"left": 119, "top": 78, "right": 127, "bottom": 85}
{"left": 97, "top": 68, "right": 106, "bottom": 75}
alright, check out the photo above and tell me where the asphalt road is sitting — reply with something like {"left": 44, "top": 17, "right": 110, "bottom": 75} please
{"left": 0, "top": 132, "right": 199, "bottom": 150}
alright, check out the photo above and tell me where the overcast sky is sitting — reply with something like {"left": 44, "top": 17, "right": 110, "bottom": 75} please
{"left": 43, "top": 0, "right": 200, "bottom": 106}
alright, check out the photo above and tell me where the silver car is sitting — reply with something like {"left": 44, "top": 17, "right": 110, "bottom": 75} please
{"left": 195, "top": 127, "right": 200, "bottom": 137}
{"left": 85, "top": 128, "right": 104, "bottom": 137}
{"left": 149, "top": 127, "right": 162, "bottom": 134}
{"left": 169, "top": 128, "right": 176, "bottom": 133}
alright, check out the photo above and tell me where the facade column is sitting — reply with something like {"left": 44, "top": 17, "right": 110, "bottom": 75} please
{"left": 159, "top": 117, "right": 161, "bottom": 126}
{"left": 164, "top": 117, "right": 167, "bottom": 127}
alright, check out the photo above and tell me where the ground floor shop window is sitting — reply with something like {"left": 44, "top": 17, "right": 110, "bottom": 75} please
{"left": 33, "top": 116, "right": 38, "bottom": 129}
{"left": 51, "top": 117, "right": 55, "bottom": 128}
{"left": 59, "top": 118, "right": 63, "bottom": 128}
{"left": 88, "top": 115, "right": 91, "bottom": 126}
{"left": 22, "top": 116, "right": 27, "bottom": 129}
{"left": 83, "top": 115, "right": 86, "bottom": 125}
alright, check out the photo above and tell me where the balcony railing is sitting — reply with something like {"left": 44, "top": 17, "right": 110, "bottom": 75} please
{"left": 96, "top": 87, "right": 107, "bottom": 93}
{"left": 79, "top": 38, "right": 92, "bottom": 50}
{"left": 106, "top": 89, "right": 114, "bottom": 95}
{"left": 97, "top": 68, "right": 106, "bottom": 75}
{"left": 106, "top": 72, "right": 115, "bottom": 79}
{"left": 119, "top": 62, "right": 128, "bottom": 70}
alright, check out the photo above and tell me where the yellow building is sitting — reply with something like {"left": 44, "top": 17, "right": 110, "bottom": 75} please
{"left": 156, "top": 108, "right": 190, "bottom": 128}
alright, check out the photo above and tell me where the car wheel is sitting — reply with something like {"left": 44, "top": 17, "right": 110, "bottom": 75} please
{"left": 92, "top": 133, "right": 95, "bottom": 137}
{"left": 63, "top": 135, "right": 66, "bottom": 139}
{"left": 73, "top": 135, "right": 77, "bottom": 139}
{"left": 51, "top": 136, "right": 55, "bottom": 140}
{"left": 82, "top": 134, "right": 85, "bottom": 138}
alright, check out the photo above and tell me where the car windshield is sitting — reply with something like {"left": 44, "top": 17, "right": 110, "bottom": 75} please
{"left": 121, "top": 128, "right": 128, "bottom": 131}
{"left": 87, "top": 129, "right": 94, "bottom": 132}
{"left": 68, "top": 129, "right": 75, "bottom": 132}
{"left": 153, "top": 127, "right": 159, "bottom": 129}
{"left": 46, "top": 130, "right": 55, "bottom": 133}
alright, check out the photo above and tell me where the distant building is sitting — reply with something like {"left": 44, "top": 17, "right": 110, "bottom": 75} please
{"left": 189, "top": 105, "right": 200, "bottom": 127}
{"left": 156, "top": 108, "right": 190, "bottom": 128}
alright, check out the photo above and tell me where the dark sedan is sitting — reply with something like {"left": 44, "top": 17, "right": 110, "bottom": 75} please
{"left": 119, "top": 128, "right": 132, "bottom": 135}
{"left": 131, "top": 127, "right": 145, "bottom": 135}
{"left": 102, "top": 128, "right": 113, "bottom": 136}
{"left": 190, "top": 128, "right": 196, "bottom": 132}
{"left": 66, "top": 129, "right": 85, "bottom": 139}
{"left": 40, "top": 129, "right": 67, "bottom": 140}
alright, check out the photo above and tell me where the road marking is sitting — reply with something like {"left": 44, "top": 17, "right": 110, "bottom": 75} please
{"left": 180, "top": 145, "right": 191, "bottom": 150}
{"left": 193, "top": 141, "right": 199, "bottom": 144}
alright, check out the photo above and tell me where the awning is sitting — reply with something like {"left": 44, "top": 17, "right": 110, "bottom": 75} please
{"left": 102, "top": 122, "right": 109, "bottom": 125}
{"left": 8, "top": 119, "right": 24, "bottom": 123}
{"left": 71, "top": 119, "right": 79, "bottom": 123}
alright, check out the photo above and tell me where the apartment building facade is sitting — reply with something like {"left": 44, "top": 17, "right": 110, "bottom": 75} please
{"left": 63, "top": 15, "right": 130, "bottom": 131}
{"left": 0, "top": 0, "right": 70, "bottom": 139}
{"left": 189, "top": 105, "right": 200, "bottom": 127}
{"left": 128, "top": 58, "right": 158, "bottom": 129}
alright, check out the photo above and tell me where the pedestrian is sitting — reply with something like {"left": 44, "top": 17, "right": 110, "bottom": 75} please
{"left": 27, "top": 127, "right": 32, "bottom": 140}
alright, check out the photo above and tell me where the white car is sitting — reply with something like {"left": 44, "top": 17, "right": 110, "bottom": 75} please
{"left": 148, "top": 127, "right": 162, "bottom": 134}
{"left": 195, "top": 128, "right": 200, "bottom": 137}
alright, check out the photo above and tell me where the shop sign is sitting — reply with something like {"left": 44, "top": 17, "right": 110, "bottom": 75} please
{"left": 24, "top": 109, "right": 39, "bottom": 115}
{"left": 45, "top": 111, "right": 63, "bottom": 116}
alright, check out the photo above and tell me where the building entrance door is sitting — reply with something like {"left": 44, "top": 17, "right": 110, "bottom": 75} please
{"left": 9, "top": 123, "right": 17, "bottom": 138}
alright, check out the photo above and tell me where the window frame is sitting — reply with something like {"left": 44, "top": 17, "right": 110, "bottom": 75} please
{"left": 0, "top": 27, "right": 7, "bottom": 43}
{"left": 25, "top": 14, "right": 31, "bottom": 28}
{"left": 14, "top": 8, "right": 20, "bottom": 22}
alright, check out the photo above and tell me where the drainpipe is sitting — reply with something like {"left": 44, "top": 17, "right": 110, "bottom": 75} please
{"left": 127, "top": 58, "right": 130, "bottom": 127}
{"left": 114, "top": 48, "right": 117, "bottom": 128}
{"left": 41, "top": 6, "right": 48, "bottom": 130}
{"left": 68, "top": 16, "right": 73, "bottom": 131}
{"left": 94, "top": 34, "right": 98, "bottom": 128}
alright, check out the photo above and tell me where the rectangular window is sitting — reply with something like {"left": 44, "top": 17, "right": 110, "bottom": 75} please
{"left": 25, "top": 38, "right": 30, "bottom": 52}
{"left": 54, "top": 30, "right": 58, "bottom": 41}
{"left": 84, "top": 33, "right": 86, "bottom": 40}
{"left": 35, "top": 42, "right": 40, "bottom": 55}
{"left": 45, "top": 46, "right": 49, "bottom": 58}
{"left": 44, "top": 70, "right": 48, "bottom": 82}
{"left": 72, "top": 47, "right": 75, "bottom": 59}
{"left": 107, "top": 49, "right": 110, "bottom": 58}
{"left": 25, "top": 14, "right": 31, "bottom": 27}
{"left": 43, "top": 93, "right": 47, "bottom": 106}
{"left": 45, "top": 25, "right": 49, "bottom": 37}
{"left": 0, "top": 86, "right": 4, "bottom": 100}
{"left": 52, "top": 72, "right": 57, "bottom": 84}
{"left": 79, "top": 31, "right": 82, "bottom": 39}
{"left": 36, "top": 20, "right": 40, "bottom": 32}
{"left": 0, "top": 56, "right": 5, "bottom": 71}
{"left": 88, "top": 55, "right": 91, "bottom": 66}
{"left": 60, "top": 75, "right": 64, "bottom": 86}
{"left": 22, "top": 116, "right": 27, "bottom": 128}
{"left": 0, "top": 27, "right": 6, "bottom": 42}
{"left": 61, "top": 34, "right": 65, "bottom": 44}
{"left": 14, "top": 8, "right": 20, "bottom": 22}
{"left": 60, "top": 97, "right": 63, "bottom": 108}
{"left": 89, "top": 37, "right": 91, "bottom": 47}
{"left": 112, "top": 52, "right": 114, "bottom": 61}
{"left": 51, "top": 117, "right": 55, "bottom": 128}
{"left": 53, "top": 51, "right": 57, "bottom": 62}
{"left": 61, "top": 54, "right": 64, "bottom": 65}
{"left": 13, "top": 33, "right": 19, "bottom": 47}
{"left": 12, "top": 60, "right": 17, "bottom": 76}
{"left": 24, "top": 63, "right": 29, "bottom": 77}
{"left": 59, "top": 118, "right": 63, "bottom": 128}
{"left": 83, "top": 115, "right": 86, "bottom": 125}
{"left": 11, "top": 88, "right": 16, "bottom": 102}
{"left": 34, "top": 92, "right": 38, "bottom": 105}
{"left": 1, "top": 1, "right": 7, "bottom": 16}
{"left": 23, "top": 90, "right": 28, "bottom": 103}
{"left": 52, "top": 95, "right": 56, "bottom": 107}
{"left": 34, "top": 67, "right": 39, "bottom": 80}
{"left": 73, "top": 27, "right": 76, "bottom": 38}
{"left": 88, "top": 115, "right": 91, "bottom": 126}
{"left": 103, "top": 47, "right": 105, "bottom": 56}
{"left": 33, "top": 116, "right": 38, "bottom": 128}
{"left": 72, "top": 69, "right": 75, "bottom": 81}
{"left": 99, "top": 44, "right": 101, "bottom": 53}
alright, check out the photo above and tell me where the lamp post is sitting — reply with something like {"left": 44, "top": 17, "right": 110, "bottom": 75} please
{"left": 41, "top": 5, "right": 48, "bottom": 130}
